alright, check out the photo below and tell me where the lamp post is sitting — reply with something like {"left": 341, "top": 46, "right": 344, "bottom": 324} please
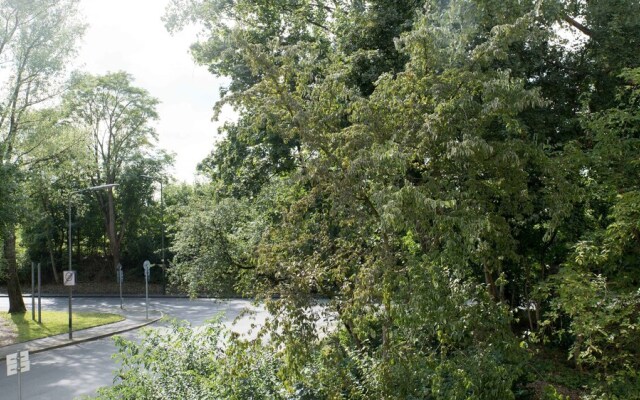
{"left": 68, "top": 183, "right": 118, "bottom": 340}
{"left": 142, "top": 175, "right": 165, "bottom": 294}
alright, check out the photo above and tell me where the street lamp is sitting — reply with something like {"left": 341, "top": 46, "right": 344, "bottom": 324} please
{"left": 68, "top": 183, "right": 118, "bottom": 340}
{"left": 141, "top": 175, "right": 166, "bottom": 294}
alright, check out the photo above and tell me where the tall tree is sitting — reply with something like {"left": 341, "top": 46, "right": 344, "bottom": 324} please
{"left": 0, "top": 0, "right": 84, "bottom": 313}
{"left": 162, "top": 0, "right": 640, "bottom": 397}
{"left": 21, "top": 111, "right": 91, "bottom": 284}
{"left": 63, "top": 72, "right": 162, "bottom": 272}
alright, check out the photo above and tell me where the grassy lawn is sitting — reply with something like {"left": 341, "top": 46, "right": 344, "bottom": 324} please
{"left": 0, "top": 311, "right": 124, "bottom": 343}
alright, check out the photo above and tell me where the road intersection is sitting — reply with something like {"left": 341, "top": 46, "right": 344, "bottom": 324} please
{"left": 0, "top": 296, "right": 267, "bottom": 399}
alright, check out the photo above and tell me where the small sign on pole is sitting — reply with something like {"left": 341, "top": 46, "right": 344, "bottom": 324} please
{"left": 63, "top": 270, "right": 76, "bottom": 286}
{"left": 7, "top": 350, "right": 30, "bottom": 400}
{"left": 6, "top": 353, "right": 18, "bottom": 376}
{"left": 143, "top": 260, "right": 150, "bottom": 320}
{"left": 7, "top": 350, "right": 31, "bottom": 375}
{"left": 19, "top": 351, "right": 30, "bottom": 373}
{"left": 143, "top": 260, "right": 151, "bottom": 277}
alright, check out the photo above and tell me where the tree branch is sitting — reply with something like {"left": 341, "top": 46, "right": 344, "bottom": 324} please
{"left": 562, "top": 13, "right": 593, "bottom": 38}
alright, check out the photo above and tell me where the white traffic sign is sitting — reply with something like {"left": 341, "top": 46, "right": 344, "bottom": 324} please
{"left": 117, "top": 263, "right": 124, "bottom": 284}
{"left": 143, "top": 260, "right": 151, "bottom": 277}
{"left": 6, "top": 353, "right": 17, "bottom": 376}
{"left": 19, "top": 351, "right": 30, "bottom": 372}
{"left": 6, "top": 351, "right": 29, "bottom": 376}
{"left": 63, "top": 270, "right": 76, "bottom": 286}
{"left": 7, "top": 350, "right": 29, "bottom": 399}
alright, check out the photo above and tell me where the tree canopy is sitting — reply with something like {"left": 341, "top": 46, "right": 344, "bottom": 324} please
{"left": 63, "top": 71, "right": 169, "bottom": 272}
{"left": 152, "top": 0, "right": 640, "bottom": 398}
{"left": 0, "top": 0, "right": 84, "bottom": 313}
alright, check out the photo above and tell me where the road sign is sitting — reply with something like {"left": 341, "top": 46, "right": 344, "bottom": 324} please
{"left": 6, "top": 351, "right": 29, "bottom": 376}
{"left": 19, "top": 351, "right": 30, "bottom": 372}
{"left": 143, "top": 260, "right": 151, "bottom": 277}
{"left": 117, "top": 263, "right": 124, "bottom": 284}
{"left": 63, "top": 270, "right": 76, "bottom": 286}
{"left": 6, "top": 353, "right": 17, "bottom": 376}
{"left": 7, "top": 350, "right": 29, "bottom": 399}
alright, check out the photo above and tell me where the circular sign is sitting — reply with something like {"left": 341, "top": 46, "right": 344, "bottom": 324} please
{"left": 143, "top": 260, "right": 151, "bottom": 271}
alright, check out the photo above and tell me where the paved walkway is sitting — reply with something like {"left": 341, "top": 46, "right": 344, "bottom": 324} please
{"left": 0, "top": 306, "right": 162, "bottom": 361}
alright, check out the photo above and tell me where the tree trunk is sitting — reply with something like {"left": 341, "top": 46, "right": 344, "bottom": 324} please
{"left": 47, "top": 236, "right": 59, "bottom": 284}
{"left": 4, "top": 229, "right": 26, "bottom": 313}
{"left": 484, "top": 265, "right": 498, "bottom": 301}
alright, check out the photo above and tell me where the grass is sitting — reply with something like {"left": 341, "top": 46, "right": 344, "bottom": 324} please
{"left": 0, "top": 311, "right": 124, "bottom": 343}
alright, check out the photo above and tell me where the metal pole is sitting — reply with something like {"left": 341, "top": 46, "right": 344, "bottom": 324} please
{"left": 68, "top": 196, "right": 73, "bottom": 340}
{"left": 118, "top": 264, "right": 123, "bottom": 309}
{"left": 160, "top": 180, "right": 165, "bottom": 295}
{"left": 37, "top": 263, "right": 41, "bottom": 324}
{"left": 18, "top": 354, "right": 22, "bottom": 400}
{"left": 31, "top": 262, "right": 35, "bottom": 321}
{"left": 142, "top": 175, "right": 167, "bottom": 295}
{"left": 145, "top": 269, "right": 149, "bottom": 320}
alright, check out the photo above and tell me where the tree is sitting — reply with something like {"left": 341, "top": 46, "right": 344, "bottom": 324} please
{"left": 0, "top": 0, "right": 84, "bottom": 313}
{"left": 63, "top": 72, "right": 163, "bottom": 273}
{"left": 165, "top": 0, "right": 540, "bottom": 394}
{"left": 151, "top": 0, "right": 640, "bottom": 397}
{"left": 20, "top": 111, "right": 95, "bottom": 284}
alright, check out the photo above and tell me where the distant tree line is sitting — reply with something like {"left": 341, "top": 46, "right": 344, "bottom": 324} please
{"left": 0, "top": 0, "right": 172, "bottom": 313}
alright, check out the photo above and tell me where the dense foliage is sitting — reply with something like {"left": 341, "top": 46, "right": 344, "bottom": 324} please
{"left": 148, "top": 0, "right": 640, "bottom": 398}
{"left": 93, "top": 320, "right": 288, "bottom": 400}
{"left": 0, "top": 0, "right": 635, "bottom": 398}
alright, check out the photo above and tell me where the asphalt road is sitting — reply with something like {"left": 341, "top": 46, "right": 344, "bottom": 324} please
{"left": 0, "top": 297, "right": 267, "bottom": 400}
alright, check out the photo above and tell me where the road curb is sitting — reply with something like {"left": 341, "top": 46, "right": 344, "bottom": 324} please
{"left": 0, "top": 313, "right": 163, "bottom": 361}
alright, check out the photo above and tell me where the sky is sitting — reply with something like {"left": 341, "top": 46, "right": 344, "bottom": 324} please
{"left": 74, "top": 0, "right": 230, "bottom": 183}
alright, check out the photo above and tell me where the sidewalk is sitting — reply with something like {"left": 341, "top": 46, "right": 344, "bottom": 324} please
{"left": 0, "top": 307, "right": 162, "bottom": 361}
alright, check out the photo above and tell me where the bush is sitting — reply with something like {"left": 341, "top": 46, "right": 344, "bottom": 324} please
{"left": 91, "top": 318, "right": 288, "bottom": 400}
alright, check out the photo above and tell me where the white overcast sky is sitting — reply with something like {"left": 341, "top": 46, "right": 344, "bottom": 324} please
{"left": 74, "top": 0, "right": 230, "bottom": 183}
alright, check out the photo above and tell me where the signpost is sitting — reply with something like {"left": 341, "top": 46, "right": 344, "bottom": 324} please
{"left": 143, "top": 260, "right": 150, "bottom": 320}
{"left": 6, "top": 350, "right": 30, "bottom": 400}
{"left": 64, "top": 270, "right": 76, "bottom": 339}
{"left": 68, "top": 183, "right": 118, "bottom": 340}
